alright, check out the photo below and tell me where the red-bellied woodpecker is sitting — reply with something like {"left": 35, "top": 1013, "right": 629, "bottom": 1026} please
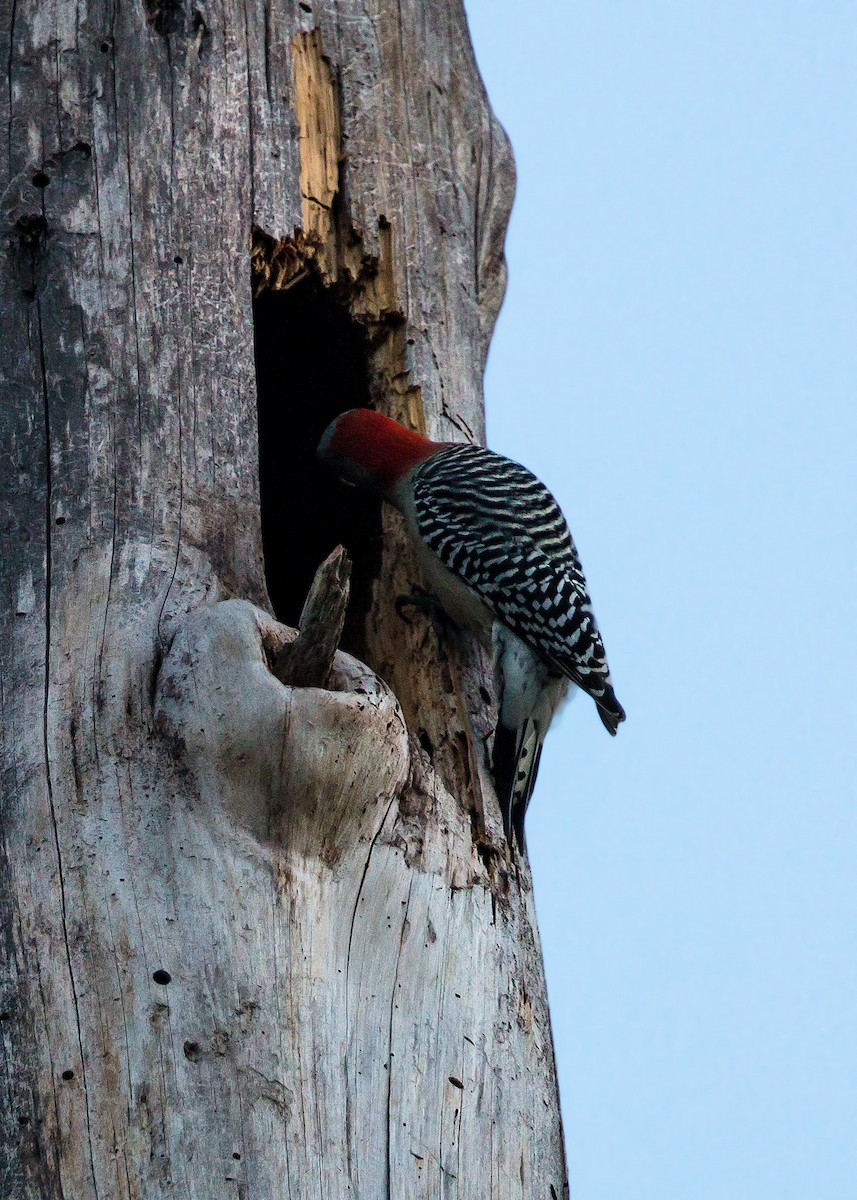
{"left": 317, "top": 408, "right": 625, "bottom": 848}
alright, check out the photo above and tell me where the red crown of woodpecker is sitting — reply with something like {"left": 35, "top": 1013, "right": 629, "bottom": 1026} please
{"left": 317, "top": 409, "right": 441, "bottom": 495}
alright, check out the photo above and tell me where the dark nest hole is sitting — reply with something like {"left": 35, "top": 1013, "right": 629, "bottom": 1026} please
{"left": 253, "top": 274, "right": 382, "bottom": 662}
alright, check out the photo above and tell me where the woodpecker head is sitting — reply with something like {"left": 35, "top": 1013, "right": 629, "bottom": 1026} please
{"left": 317, "top": 409, "right": 441, "bottom": 501}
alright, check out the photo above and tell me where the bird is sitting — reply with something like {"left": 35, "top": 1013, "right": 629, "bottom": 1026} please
{"left": 317, "top": 408, "right": 624, "bottom": 849}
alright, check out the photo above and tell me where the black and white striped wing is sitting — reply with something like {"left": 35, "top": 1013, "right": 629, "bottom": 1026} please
{"left": 412, "top": 445, "right": 623, "bottom": 722}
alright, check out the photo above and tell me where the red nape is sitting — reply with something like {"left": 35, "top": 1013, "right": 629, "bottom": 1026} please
{"left": 327, "top": 409, "right": 440, "bottom": 490}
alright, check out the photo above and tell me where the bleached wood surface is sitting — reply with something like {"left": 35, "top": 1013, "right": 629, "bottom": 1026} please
{"left": 0, "top": 0, "right": 568, "bottom": 1195}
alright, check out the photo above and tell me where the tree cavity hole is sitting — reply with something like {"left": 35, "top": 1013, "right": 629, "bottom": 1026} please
{"left": 253, "top": 275, "right": 382, "bottom": 660}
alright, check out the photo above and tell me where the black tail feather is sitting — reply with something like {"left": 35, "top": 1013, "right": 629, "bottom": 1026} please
{"left": 596, "top": 686, "right": 626, "bottom": 736}
{"left": 511, "top": 740, "right": 543, "bottom": 853}
{"left": 492, "top": 722, "right": 518, "bottom": 846}
{"left": 492, "top": 720, "right": 544, "bottom": 853}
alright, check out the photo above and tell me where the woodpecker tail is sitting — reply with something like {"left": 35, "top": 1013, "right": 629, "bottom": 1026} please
{"left": 595, "top": 684, "right": 626, "bottom": 736}
{"left": 493, "top": 719, "right": 544, "bottom": 853}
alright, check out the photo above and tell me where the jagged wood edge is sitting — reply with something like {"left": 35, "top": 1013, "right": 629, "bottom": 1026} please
{"left": 273, "top": 545, "right": 352, "bottom": 689}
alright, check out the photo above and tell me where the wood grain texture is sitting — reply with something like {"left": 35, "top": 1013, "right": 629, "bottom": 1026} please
{"left": 0, "top": 0, "right": 567, "bottom": 1195}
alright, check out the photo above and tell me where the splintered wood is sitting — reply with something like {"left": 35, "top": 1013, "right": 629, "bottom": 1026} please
{"left": 290, "top": 30, "right": 340, "bottom": 279}
{"left": 273, "top": 545, "right": 351, "bottom": 689}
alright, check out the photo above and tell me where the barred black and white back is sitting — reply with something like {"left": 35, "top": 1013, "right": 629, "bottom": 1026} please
{"left": 411, "top": 443, "right": 625, "bottom": 845}
{"left": 412, "top": 445, "right": 624, "bottom": 724}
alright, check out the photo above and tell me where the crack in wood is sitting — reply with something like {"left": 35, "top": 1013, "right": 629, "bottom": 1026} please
{"left": 36, "top": 295, "right": 102, "bottom": 1200}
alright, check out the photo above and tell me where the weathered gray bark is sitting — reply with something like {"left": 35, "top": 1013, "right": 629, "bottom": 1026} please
{"left": 0, "top": 1, "right": 568, "bottom": 1196}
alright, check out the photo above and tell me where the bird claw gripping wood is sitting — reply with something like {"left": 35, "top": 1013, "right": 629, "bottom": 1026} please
{"left": 395, "top": 585, "right": 449, "bottom": 652}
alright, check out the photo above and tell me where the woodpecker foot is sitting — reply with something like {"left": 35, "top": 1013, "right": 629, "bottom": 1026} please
{"left": 395, "top": 587, "right": 448, "bottom": 648}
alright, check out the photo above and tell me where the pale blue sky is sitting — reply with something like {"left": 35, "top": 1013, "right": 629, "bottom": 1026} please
{"left": 462, "top": 3, "right": 857, "bottom": 1196}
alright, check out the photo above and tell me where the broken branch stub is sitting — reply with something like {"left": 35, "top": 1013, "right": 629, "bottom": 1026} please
{"left": 274, "top": 545, "right": 351, "bottom": 689}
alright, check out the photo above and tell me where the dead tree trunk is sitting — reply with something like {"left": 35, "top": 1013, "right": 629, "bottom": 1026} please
{"left": 0, "top": 1, "right": 568, "bottom": 1195}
